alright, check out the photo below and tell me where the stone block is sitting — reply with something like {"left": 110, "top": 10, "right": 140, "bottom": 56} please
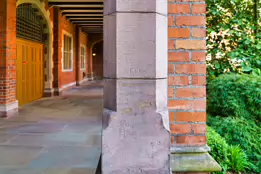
{"left": 103, "top": 79, "right": 168, "bottom": 113}
{"left": 170, "top": 146, "right": 222, "bottom": 172}
{"left": 103, "top": 13, "right": 168, "bottom": 78}
{"left": 102, "top": 108, "right": 170, "bottom": 174}
{"left": 103, "top": 14, "right": 117, "bottom": 78}
{"left": 104, "top": 0, "right": 167, "bottom": 15}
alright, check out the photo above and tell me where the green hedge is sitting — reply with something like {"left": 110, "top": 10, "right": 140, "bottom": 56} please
{"left": 207, "top": 126, "right": 250, "bottom": 173}
{"left": 207, "top": 74, "right": 261, "bottom": 122}
{"left": 207, "top": 116, "right": 261, "bottom": 173}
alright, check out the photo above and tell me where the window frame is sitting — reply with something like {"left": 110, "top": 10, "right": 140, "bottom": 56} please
{"left": 62, "top": 30, "right": 74, "bottom": 72}
{"left": 80, "top": 44, "right": 86, "bottom": 70}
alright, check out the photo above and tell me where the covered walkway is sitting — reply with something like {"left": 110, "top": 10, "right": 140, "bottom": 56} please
{"left": 0, "top": 81, "right": 102, "bottom": 174}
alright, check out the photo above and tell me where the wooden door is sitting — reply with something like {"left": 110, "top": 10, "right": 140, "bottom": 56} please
{"left": 16, "top": 39, "right": 44, "bottom": 106}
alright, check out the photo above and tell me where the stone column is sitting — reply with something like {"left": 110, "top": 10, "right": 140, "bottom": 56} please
{"left": 0, "top": 0, "right": 18, "bottom": 117}
{"left": 102, "top": 1, "right": 170, "bottom": 173}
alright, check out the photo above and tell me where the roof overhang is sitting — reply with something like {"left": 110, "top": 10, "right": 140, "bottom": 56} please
{"left": 48, "top": 0, "right": 103, "bottom": 34}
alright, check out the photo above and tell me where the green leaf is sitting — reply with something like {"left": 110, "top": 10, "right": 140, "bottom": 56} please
{"left": 215, "top": 63, "right": 221, "bottom": 69}
{"left": 242, "top": 67, "right": 252, "bottom": 72}
{"left": 256, "top": 60, "right": 261, "bottom": 66}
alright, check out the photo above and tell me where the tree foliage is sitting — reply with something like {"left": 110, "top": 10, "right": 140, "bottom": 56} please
{"left": 206, "top": 0, "right": 261, "bottom": 81}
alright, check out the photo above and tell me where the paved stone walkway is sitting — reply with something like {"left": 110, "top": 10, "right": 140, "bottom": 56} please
{"left": 0, "top": 81, "right": 103, "bottom": 174}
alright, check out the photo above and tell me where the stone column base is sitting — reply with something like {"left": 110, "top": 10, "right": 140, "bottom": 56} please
{"left": 88, "top": 72, "right": 94, "bottom": 81}
{"left": 94, "top": 76, "right": 103, "bottom": 80}
{"left": 102, "top": 107, "right": 170, "bottom": 174}
{"left": 76, "top": 77, "right": 89, "bottom": 86}
{"left": 170, "top": 145, "right": 221, "bottom": 173}
{"left": 0, "top": 101, "right": 19, "bottom": 118}
{"left": 44, "top": 88, "right": 54, "bottom": 97}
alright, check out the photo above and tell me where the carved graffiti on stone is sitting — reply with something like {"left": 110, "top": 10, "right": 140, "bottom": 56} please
{"left": 102, "top": 144, "right": 111, "bottom": 155}
{"left": 120, "top": 120, "right": 133, "bottom": 128}
{"left": 119, "top": 128, "right": 137, "bottom": 140}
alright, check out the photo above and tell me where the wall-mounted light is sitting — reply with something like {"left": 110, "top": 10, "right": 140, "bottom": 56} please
{"left": 92, "top": 53, "right": 96, "bottom": 57}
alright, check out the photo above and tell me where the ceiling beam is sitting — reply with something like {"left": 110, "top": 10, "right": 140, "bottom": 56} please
{"left": 68, "top": 16, "right": 102, "bottom": 18}
{"left": 61, "top": 10, "right": 103, "bottom": 13}
{"left": 48, "top": 0, "right": 104, "bottom": 33}
{"left": 60, "top": 7, "right": 103, "bottom": 10}
{"left": 52, "top": 4, "right": 103, "bottom": 8}
{"left": 71, "top": 20, "right": 103, "bottom": 23}
{"left": 79, "top": 24, "right": 103, "bottom": 26}
{"left": 65, "top": 14, "right": 103, "bottom": 17}
{"left": 49, "top": 0, "right": 103, "bottom": 2}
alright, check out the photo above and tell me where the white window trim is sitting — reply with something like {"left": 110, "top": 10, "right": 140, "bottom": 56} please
{"left": 62, "top": 30, "right": 74, "bottom": 72}
{"left": 80, "top": 44, "right": 87, "bottom": 70}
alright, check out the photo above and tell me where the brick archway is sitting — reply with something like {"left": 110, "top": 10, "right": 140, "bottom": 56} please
{"left": 92, "top": 40, "right": 103, "bottom": 79}
{"left": 16, "top": 0, "right": 54, "bottom": 96}
{"left": 87, "top": 33, "right": 103, "bottom": 80}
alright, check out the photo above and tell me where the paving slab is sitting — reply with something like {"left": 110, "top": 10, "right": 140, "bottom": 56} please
{"left": 0, "top": 81, "right": 103, "bottom": 174}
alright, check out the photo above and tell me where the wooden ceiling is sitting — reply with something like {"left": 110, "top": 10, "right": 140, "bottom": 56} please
{"left": 48, "top": 0, "right": 103, "bottom": 34}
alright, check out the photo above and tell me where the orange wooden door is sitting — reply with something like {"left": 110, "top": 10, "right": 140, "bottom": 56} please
{"left": 16, "top": 39, "right": 44, "bottom": 106}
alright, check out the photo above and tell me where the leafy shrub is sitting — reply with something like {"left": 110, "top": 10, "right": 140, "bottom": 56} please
{"left": 227, "top": 145, "right": 250, "bottom": 172}
{"left": 207, "top": 126, "right": 230, "bottom": 173}
{"left": 207, "top": 126, "right": 250, "bottom": 173}
{"left": 207, "top": 74, "right": 261, "bottom": 121}
{"left": 207, "top": 116, "right": 261, "bottom": 173}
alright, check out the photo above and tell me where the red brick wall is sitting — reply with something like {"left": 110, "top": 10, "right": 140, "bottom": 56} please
{"left": 168, "top": 0, "right": 207, "bottom": 147}
{"left": 54, "top": 9, "right": 89, "bottom": 87}
{"left": 0, "top": 0, "right": 17, "bottom": 105}
{"left": 58, "top": 11, "right": 77, "bottom": 86}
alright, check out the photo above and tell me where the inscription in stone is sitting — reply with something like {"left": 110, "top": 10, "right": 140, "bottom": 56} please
{"left": 128, "top": 67, "right": 149, "bottom": 77}
{"left": 124, "top": 168, "right": 144, "bottom": 173}
{"left": 120, "top": 120, "right": 133, "bottom": 128}
{"left": 119, "top": 128, "right": 137, "bottom": 140}
{"left": 102, "top": 144, "right": 111, "bottom": 155}
{"left": 147, "top": 140, "right": 167, "bottom": 159}
{"left": 130, "top": 68, "right": 141, "bottom": 76}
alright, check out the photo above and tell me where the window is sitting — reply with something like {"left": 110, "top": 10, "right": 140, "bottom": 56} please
{"left": 63, "top": 33, "right": 73, "bottom": 71}
{"left": 80, "top": 45, "right": 86, "bottom": 70}
{"left": 17, "top": 4, "right": 43, "bottom": 43}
